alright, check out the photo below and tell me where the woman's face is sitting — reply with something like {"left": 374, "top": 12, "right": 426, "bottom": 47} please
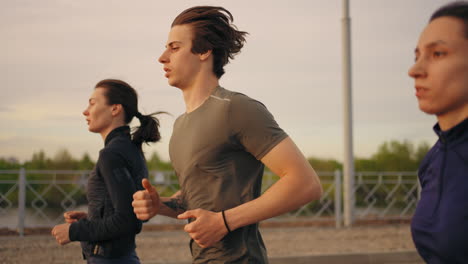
{"left": 408, "top": 16, "right": 468, "bottom": 119}
{"left": 82, "top": 87, "right": 114, "bottom": 134}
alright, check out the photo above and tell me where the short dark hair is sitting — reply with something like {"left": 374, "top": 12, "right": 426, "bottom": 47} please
{"left": 95, "top": 79, "right": 163, "bottom": 151}
{"left": 172, "top": 6, "right": 248, "bottom": 78}
{"left": 430, "top": 1, "right": 468, "bottom": 38}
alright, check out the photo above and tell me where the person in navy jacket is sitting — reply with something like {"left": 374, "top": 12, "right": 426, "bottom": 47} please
{"left": 408, "top": 2, "right": 468, "bottom": 263}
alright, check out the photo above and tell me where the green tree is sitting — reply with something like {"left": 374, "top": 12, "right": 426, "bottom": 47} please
{"left": 78, "top": 153, "right": 95, "bottom": 170}
{"left": 354, "top": 158, "right": 378, "bottom": 171}
{"left": 24, "top": 150, "right": 52, "bottom": 169}
{"left": 414, "top": 141, "right": 431, "bottom": 167}
{"left": 0, "top": 157, "right": 21, "bottom": 196}
{"left": 0, "top": 157, "right": 21, "bottom": 169}
{"left": 146, "top": 152, "right": 173, "bottom": 171}
{"left": 52, "top": 148, "right": 78, "bottom": 170}
{"left": 307, "top": 157, "right": 342, "bottom": 171}
{"left": 372, "top": 140, "right": 417, "bottom": 171}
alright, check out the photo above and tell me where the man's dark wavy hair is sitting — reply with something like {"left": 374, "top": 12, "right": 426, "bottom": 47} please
{"left": 172, "top": 6, "right": 248, "bottom": 78}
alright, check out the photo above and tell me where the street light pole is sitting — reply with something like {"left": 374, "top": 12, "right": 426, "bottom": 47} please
{"left": 341, "top": 0, "right": 355, "bottom": 227}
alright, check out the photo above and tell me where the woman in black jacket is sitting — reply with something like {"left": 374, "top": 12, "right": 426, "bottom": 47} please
{"left": 51, "top": 79, "right": 163, "bottom": 263}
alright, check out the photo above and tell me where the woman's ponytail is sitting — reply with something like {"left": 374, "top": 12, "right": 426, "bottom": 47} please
{"left": 132, "top": 111, "right": 166, "bottom": 150}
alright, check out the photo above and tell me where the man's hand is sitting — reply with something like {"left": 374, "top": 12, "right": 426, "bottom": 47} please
{"left": 51, "top": 223, "right": 71, "bottom": 245}
{"left": 177, "top": 209, "right": 228, "bottom": 248}
{"left": 132, "top": 178, "right": 160, "bottom": 220}
{"left": 63, "top": 211, "right": 87, "bottom": 223}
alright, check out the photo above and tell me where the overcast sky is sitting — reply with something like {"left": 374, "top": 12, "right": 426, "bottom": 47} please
{"left": 0, "top": 0, "right": 453, "bottom": 163}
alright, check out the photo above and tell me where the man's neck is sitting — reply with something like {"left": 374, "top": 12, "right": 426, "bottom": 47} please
{"left": 181, "top": 76, "right": 219, "bottom": 113}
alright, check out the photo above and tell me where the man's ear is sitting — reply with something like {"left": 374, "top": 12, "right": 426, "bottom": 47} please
{"left": 111, "top": 104, "right": 123, "bottom": 116}
{"left": 199, "top": 49, "right": 212, "bottom": 61}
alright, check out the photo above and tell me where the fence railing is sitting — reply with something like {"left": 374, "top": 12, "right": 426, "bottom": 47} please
{"left": 0, "top": 169, "right": 419, "bottom": 236}
{"left": 354, "top": 171, "right": 420, "bottom": 220}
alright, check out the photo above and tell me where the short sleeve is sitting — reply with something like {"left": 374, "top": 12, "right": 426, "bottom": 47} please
{"left": 229, "top": 93, "right": 288, "bottom": 160}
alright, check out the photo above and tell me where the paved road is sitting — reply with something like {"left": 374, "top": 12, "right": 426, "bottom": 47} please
{"left": 1, "top": 224, "right": 423, "bottom": 264}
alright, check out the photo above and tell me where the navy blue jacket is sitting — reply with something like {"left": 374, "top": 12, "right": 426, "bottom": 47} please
{"left": 411, "top": 118, "right": 468, "bottom": 264}
{"left": 69, "top": 126, "right": 147, "bottom": 259}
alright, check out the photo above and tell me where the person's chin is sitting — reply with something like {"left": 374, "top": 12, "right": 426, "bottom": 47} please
{"left": 168, "top": 79, "right": 177, "bottom": 87}
{"left": 168, "top": 77, "right": 182, "bottom": 87}
{"left": 88, "top": 126, "right": 98, "bottom": 133}
{"left": 418, "top": 103, "right": 437, "bottom": 116}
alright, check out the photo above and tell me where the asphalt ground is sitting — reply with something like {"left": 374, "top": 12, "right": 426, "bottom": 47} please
{"left": 0, "top": 224, "right": 423, "bottom": 264}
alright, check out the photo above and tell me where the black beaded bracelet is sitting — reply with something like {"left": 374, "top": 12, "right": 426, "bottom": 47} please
{"left": 221, "top": 210, "right": 231, "bottom": 233}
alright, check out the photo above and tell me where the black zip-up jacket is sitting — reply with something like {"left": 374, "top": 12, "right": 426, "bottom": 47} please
{"left": 69, "top": 126, "right": 147, "bottom": 259}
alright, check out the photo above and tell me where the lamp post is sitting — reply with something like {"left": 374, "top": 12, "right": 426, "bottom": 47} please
{"left": 341, "top": 0, "right": 355, "bottom": 227}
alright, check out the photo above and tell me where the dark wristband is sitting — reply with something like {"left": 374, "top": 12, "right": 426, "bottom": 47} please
{"left": 221, "top": 210, "right": 231, "bottom": 233}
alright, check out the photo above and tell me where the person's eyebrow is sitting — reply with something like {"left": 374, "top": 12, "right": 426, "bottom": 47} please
{"left": 426, "top": 40, "right": 448, "bottom": 48}
{"left": 166, "top": 41, "right": 182, "bottom": 48}
{"left": 415, "top": 40, "right": 448, "bottom": 53}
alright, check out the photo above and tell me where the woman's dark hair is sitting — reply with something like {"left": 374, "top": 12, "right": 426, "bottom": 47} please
{"left": 172, "top": 6, "right": 248, "bottom": 79}
{"left": 95, "top": 79, "right": 163, "bottom": 151}
{"left": 430, "top": 1, "right": 468, "bottom": 38}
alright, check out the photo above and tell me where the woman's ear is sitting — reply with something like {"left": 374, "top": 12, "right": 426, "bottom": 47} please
{"left": 111, "top": 104, "right": 123, "bottom": 117}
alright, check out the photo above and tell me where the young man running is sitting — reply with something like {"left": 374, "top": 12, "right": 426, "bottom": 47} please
{"left": 133, "top": 6, "right": 322, "bottom": 263}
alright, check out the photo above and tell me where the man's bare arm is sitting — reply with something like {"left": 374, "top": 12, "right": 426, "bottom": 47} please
{"left": 178, "top": 137, "right": 323, "bottom": 248}
{"left": 159, "top": 192, "right": 186, "bottom": 218}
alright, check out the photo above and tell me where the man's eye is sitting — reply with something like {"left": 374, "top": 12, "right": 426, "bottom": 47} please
{"left": 433, "top": 51, "right": 446, "bottom": 58}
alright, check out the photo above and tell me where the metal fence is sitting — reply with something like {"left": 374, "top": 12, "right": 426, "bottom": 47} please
{"left": 0, "top": 169, "right": 419, "bottom": 236}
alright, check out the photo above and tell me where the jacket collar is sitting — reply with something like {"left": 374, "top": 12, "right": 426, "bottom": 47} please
{"left": 433, "top": 117, "right": 468, "bottom": 145}
{"left": 104, "top": 126, "right": 130, "bottom": 146}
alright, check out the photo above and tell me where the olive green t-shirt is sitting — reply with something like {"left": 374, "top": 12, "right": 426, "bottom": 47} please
{"left": 169, "top": 86, "right": 287, "bottom": 264}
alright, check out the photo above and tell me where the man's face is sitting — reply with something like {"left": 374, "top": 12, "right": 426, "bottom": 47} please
{"left": 408, "top": 16, "right": 468, "bottom": 119}
{"left": 158, "top": 24, "right": 201, "bottom": 89}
